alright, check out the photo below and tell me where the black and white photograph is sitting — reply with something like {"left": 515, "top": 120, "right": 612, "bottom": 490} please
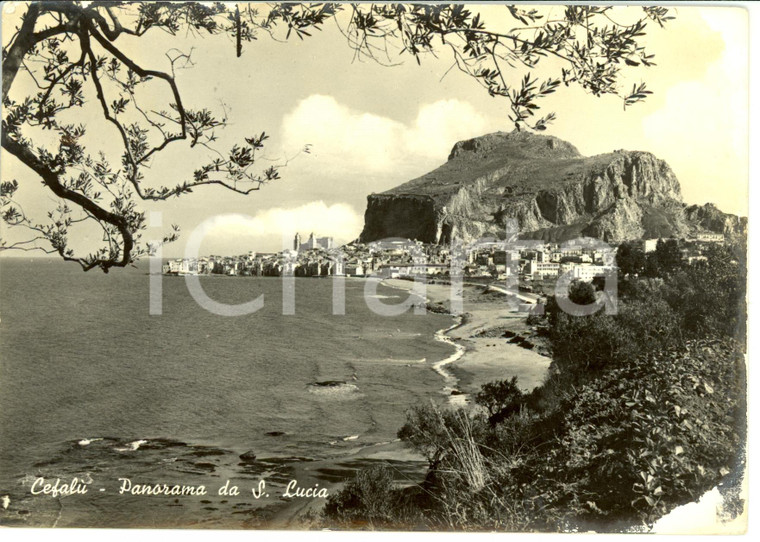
{"left": 0, "top": 1, "right": 750, "bottom": 534}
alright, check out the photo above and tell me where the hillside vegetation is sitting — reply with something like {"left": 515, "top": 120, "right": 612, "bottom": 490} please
{"left": 324, "top": 242, "right": 746, "bottom": 531}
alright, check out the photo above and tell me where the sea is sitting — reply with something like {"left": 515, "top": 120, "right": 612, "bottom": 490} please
{"left": 0, "top": 259, "right": 457, "bottom": 528}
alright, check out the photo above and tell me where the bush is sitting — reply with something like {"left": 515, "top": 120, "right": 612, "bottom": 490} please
{"left": 397, "top": 404, "right": 489, "bottom": 472}
{"left": 323, "top": 466, "right": 408, "bottom": 529}
{"left": 568, "top": 280, "right": 597, "bottom": 305}
{"left": 662, "top": 250, "right": 746, "bottom": 341}
{"left": 616, "top": 241, "right": 647, "bottom": 276}
{"left": 475, "top": 377, "right": 524, "bottom": 425}
{"left": 537, "top": 339, "right": 746, "bottom": 528}
{"left": 549, "top": 297, "right": 680, "bottom": 379}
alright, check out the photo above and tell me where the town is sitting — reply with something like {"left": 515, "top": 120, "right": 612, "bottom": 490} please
{"left": 162, "top": 230, "right": 727, "bottom": 293}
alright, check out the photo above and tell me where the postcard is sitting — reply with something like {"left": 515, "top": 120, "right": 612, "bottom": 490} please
{"left": 0, "top": 1, "right": 749, "bottom": 534}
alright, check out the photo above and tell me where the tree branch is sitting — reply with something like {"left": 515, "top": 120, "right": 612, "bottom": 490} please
{"left": 2, "top": 4, "right": 41, "bottom": 101}
{"left": 1, "top": 132, "right": 133, "bottom": 271}
{"left": 87, "top": 23, "right": 188, "bottom": 157}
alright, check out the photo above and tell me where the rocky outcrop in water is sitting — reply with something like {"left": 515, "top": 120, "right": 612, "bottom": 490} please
{"left": 359, "top": 131, "right": 741, "bottom": 244}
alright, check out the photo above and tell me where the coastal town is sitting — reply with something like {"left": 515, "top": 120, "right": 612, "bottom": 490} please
{"left": 162, "top": 230, "right": 728, "bottom": 291}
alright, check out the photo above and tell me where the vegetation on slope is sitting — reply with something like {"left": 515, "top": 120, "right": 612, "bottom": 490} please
{"left": 323, "top": 243, "right": 746, "bottom": 531}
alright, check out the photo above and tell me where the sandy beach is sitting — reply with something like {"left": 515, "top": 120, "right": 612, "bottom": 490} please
{"left": 382, "top": 278, "right": 552, "bottom": 398}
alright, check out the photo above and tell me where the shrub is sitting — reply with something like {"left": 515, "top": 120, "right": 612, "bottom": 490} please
{"left": 568, "top": 280, "right": 597, "bottom": 305}
{"left": 661, "top": 249, "right": 746, "bottom": 341}
{"left": 475, "top": 377, "right": 524, "bottom": 425}
{"left": 397, "top": 403, "right": 489, "bottom": 471}
{"left": 323, "top": 466, "right": 405, "bottom": 529}
{"left": 616, "top": 241, "right": 647, "bottom": 276}
{"left": 549, "top": 297, "right": 680, "bottom": 379}
{"left": 541, "top": 339, "right": 746, "bottom": 528}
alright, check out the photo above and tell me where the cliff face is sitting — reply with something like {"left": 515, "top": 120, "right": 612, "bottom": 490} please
{"left": 360, "top": 131, "right": 736, "bottom": 244}
{"left": 361, "top": 194, "right": 439, "bottom": 242}
{"left": 684, "top": 203, "right": 747, "bottom": 238}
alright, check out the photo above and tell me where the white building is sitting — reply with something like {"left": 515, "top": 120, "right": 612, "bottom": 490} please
{"left": 163, "top": 259, "right": 198, "bottom": 275}
{"left": 410, "top": 263, "right": 450, "bottom": 275}
{"left": 376, "top": 264, "right": 410, "bottom": 279}
{"left": 695, "top": 232, "right": 724, "bottom": 243}
{"left": 643, "top": 239, "right": 659, "bottom": 253}
{"left": 526, "top": 260, "right": 560, "bottom": 278}
{"left": 345, "top": 261, "right": 365, "bottom": 277}
{"left": 331, "top": 259, "right": 345, "bottom": 276}
{"left": 570, "top": 264, "right": 617, "bottom": 282}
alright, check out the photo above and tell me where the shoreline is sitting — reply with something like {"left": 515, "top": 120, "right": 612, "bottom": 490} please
{"left": 380, "top": 278, "right": 552, "bottom": 402}
{"left": 256, "top": 278, "right": 474, "bottom": 528}
{"left": 431, "top": 317, "right": 468, "bottom": 405}
{"left": 6, "top": 275, "right": 551, "bottom": 529}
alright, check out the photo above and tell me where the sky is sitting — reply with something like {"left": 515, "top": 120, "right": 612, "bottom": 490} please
{"left": 0, "top": 2, "right": 750, "bottom": 257}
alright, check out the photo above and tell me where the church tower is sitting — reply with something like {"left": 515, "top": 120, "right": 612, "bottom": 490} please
{"left": 294, "top": 232, "right": 301, "bottom": 251}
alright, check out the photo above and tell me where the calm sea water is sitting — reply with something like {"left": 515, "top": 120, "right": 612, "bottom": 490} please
{"left": 0, "top": 259, "right": 454, "bottom": 527}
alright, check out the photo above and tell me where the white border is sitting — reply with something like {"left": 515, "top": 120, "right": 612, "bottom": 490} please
{"left": 0, "top": 1, "right": 756, "bottom": 540}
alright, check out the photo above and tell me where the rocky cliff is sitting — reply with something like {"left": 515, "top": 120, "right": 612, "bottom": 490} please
{"left": 683, "top": 202, "right": 747, "bottom": 238}
{"left": 359, "top": 131, "right": 742, "bottom": 244}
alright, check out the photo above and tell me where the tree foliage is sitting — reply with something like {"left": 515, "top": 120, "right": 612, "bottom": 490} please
{"left": 568, "top": 279, "right": 597, "bottom": 305}
{"left": 616, "top": 240, "right": 647, "bottom": 277}
{"left": 475, "top": 376, "right": 523, "bottom": 424}
{"left": 2, "top": 2, "right": 673, "bottom": 271}
{"left": 653, "top": 238, "right": 682, "bottom": 276}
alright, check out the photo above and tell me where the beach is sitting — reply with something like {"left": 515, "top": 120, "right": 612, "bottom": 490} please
{"left": 381, "top": 278, "right": 552, "bottom": 399}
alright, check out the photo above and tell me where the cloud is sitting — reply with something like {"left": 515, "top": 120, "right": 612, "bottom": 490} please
{"left": 641, "top": 7, "right": 748, "bottom": 215}
{"left": 404, "top": 99, "right": 490, "bottom": 159}
{"left": 281, "top": 95, "right": 403, "bottom": 174}
{"left": 281, "top": 95, "right": 495, "bottom": 175}
{"left": 192, "top": 202, "right": 363, "bottom": 253}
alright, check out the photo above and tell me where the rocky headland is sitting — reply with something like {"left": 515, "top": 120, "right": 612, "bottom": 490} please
{"left": 360, "top": 130, "right": 745, "bottom": 245}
